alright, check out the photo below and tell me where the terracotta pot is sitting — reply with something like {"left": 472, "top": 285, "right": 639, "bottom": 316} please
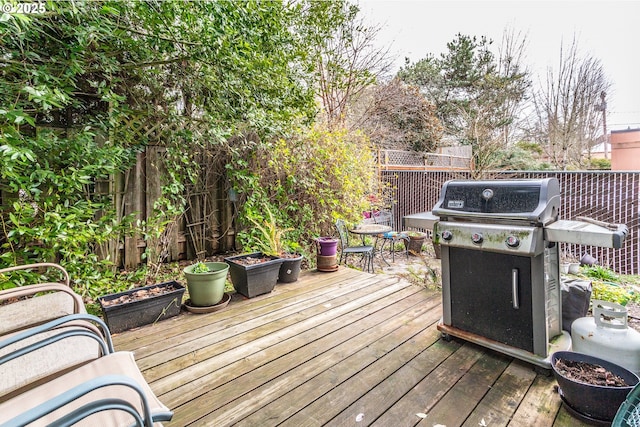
{"left": 317, "top": 255, "right": 338, "bottom": 272}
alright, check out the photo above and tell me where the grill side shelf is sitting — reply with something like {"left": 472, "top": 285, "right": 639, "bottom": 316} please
{"left": 545, "top": 220, "right": 628, "bottom": 248}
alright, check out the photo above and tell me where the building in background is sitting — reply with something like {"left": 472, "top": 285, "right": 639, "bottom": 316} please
{"left": 611, "top": 128, "right": 640, "bottom": 170}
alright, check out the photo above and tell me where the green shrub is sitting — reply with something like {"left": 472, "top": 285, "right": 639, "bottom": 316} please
{"left": 231, "top": 125, "right": 376, "bottom": 256}
{"left": 583, "top": 265, "right": 619, "bottom": 282}
{"left": 591, "top": 281, "right": 636, "bottom": 306}
{"left": 589, "top": 158, "right": 611, "bottom": 170}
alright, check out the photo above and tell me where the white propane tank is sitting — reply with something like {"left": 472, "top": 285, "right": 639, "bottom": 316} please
{"left": 571, "top": 300, "right": 640, "bottom": 375}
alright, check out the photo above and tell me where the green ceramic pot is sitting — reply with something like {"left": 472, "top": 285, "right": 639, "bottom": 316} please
{"left": 183, "top": 262, "right": 229, "bottom": 307}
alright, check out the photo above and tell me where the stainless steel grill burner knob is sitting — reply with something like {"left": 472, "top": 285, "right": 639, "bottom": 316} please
{"left": 441, "top": 230, "right": 453, "bottom": 241}
{"left": 471, "top": 232, "right": 483, "bottom": 244}
{"left": 506, "top": 235, "right": 520, "bottom": 248}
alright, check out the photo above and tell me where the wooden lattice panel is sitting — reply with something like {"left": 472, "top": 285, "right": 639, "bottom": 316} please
{"left": 378, "top": 149, "right": 471, "bottom": 171}
{"left": 114, "top": 113, "right": 232, "bottom": 268}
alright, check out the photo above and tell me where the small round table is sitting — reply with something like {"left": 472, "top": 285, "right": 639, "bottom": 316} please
{"left": 349, "top": 224, "right": 392, "bottom": 270}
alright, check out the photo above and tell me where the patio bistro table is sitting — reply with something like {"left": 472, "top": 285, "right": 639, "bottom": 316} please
{"left": 349, "top": 223, "right": 392, "bottom": 269}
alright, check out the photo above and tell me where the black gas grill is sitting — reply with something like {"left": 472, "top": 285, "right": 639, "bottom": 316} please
{"left": 432, "top": 178, "right": 628, "bottom": 368}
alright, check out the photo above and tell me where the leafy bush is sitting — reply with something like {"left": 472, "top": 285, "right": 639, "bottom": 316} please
{"left": 588, "top": 158, "right": 611, "bottom": 170}
{"left": 0, "top": 3, "right": 144, "bottom": 296}
{"left": 1, "top": 0, "right": 324, "bottom": 297}
{"left": 592, "top": 282, "right": 636, "bottom": 306}
{"left": 231, "top": 125, "right": 376, "bottom": 257}
{"left": 583, "top": 265, "right": 619, "bottom": 282}
{"left": 582, "top": 266, "right": 640, "bottom": 306}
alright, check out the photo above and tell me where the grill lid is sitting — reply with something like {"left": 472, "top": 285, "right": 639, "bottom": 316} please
{"left": 432, "top": 178, "right": 560, "bottom": 225}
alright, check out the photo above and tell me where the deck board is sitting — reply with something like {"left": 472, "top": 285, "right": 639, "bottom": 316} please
{"left": 461, "top": 360, "right": 538, "bottom": 427}
{"left": 113, "top": 267, "right": 586, "bottom": 426}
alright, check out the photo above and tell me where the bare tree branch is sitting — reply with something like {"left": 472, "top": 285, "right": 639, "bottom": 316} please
{"left": 529, "top": 37, "right": 610, "bottom": 169}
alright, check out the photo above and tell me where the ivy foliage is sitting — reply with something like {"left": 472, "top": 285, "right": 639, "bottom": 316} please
{"left": 0, "top": 0, "right": 336, "bottom": 296}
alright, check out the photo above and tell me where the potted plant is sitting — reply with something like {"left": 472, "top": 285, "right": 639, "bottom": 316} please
{"left": 246, "top": 207, "right": 304, "bottom": 284}
{"left": 404, "top": 231, "right": 427, "bottom": 255}
{"left": 183, "top": 261, "right": 230, "bottom": 307}
{"left": 277, "top": 245, "right": 304, "bottom": 283}
{"left": 561, "top": 252, "right": 580, "bottom": 274}
{"left": 551, "top": 350, "right": 639, "bottom": 422}
{"left": 98, "top": 280, "right": 185, "bottom": 333}
{"left": 224, "top": 252, "right": 284, "bottom": 298}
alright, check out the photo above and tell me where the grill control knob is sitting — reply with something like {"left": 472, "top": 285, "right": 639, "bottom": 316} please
{"left": 482, "top": 188, "right": 494, "bottom": 200}
{"left": 506, "top": 235, "right": 520, "bottom": 248}
{"left": 441, "top": 230, "right": 453, "bottom": 241}
{"left": 471, "top": 232, "right": 483, "bottom": 244}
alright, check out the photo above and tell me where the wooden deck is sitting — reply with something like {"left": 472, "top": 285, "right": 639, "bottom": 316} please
{"left": 113, "top": 267, "right": 590, "bottom": 427}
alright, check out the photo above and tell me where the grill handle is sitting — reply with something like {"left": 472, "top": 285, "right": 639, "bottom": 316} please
{"left": 511, "top": 269, "right": 519, "bottom": 309}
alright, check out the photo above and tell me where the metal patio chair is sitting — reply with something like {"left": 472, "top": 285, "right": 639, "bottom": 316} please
{"left": 0, "top": 312, "right": 171, "bottom": 426}
{"left": 373, "top": 208, "right": 410, "bottom": 262}
{"left": 0, "top": 351, "right": 173, "bottom": 426}
{"left": 0, "top": 264, "right": 117, "bottom": 402}
{"left": 1, "top": 313, "right": 114, "bottom": 401}
{"left": 0, "top": 263, "right": 85, "bottom": 337}
{"left": 335, "top": 219, "right": 374, "bottom": 273}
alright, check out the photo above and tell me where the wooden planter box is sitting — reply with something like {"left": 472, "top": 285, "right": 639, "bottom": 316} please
{"left": 98, "top": 281, "right": 185, "bottom": 333}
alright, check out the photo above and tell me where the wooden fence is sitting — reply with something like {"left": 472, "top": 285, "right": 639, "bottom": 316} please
{"left": 115, "top": 147, "right": 472, "bottom": 268}
{"left": 381, "top": 170, "right": 640, "bottom": 275}
{"left": 108, "top": 136, "right": 638, "bottom": 275}
{"left": 108, "top": 115, "right": 236, "bottom": 269}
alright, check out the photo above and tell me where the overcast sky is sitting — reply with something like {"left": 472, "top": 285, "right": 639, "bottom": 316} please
{"left": 359, "top": 0, "right": 640, "bottom": 131}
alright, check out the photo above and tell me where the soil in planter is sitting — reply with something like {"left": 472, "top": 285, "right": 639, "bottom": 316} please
{"left": 101, "top": 282, "right": 183, "bottom": 307}
{"left": 232, "top": 256, "right": 275, "bottom": 266}
{"left": 554, "top": 358, "right": 630, "bottom": 387}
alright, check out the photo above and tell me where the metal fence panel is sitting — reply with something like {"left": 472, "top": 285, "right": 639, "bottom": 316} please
{"left": 382, "top": 170, "right": 640, "bottom": 275}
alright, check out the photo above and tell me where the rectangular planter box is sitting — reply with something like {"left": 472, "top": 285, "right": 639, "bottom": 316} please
{"left": 224, "top": 252, "right": 284, "bottom": 298}
{"left": 98, "top": 281, "right": 185, "bottom": 334}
